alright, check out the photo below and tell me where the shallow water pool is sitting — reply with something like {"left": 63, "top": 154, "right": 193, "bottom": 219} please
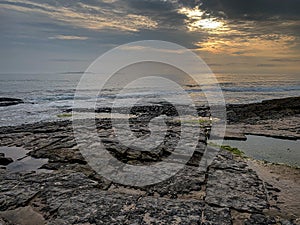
{"left": 0, "top": 146, "right": 50, "bottom": 173}
{"left": 223, "top": 135, "right": 300, "bottom": 167}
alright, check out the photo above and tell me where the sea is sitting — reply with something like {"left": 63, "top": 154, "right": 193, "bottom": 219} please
{"left": 0, "top": 72, "right": 299, "bottom": 127}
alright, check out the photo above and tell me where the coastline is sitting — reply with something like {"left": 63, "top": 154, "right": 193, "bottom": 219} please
{"left": 247, "top": 159, "right": 300, "bottom": 220}
{"left": 225, "top": 96, "right": 300, "bottom": 141}
{"left": 0, "top": 96, "right": 299, "bottom": 224}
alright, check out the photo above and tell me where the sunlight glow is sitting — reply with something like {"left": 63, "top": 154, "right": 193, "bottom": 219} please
{"left": 194, "top": 18, "right": 224, "bottom": 30}
{"left": 178, "top": 7, "right": 204, "bottom": 18}
{"left": 197, "top": 34, "right": 296, "bottom": 57}
{"left": 178, "top": 6, "right": 225, "bottom": 31}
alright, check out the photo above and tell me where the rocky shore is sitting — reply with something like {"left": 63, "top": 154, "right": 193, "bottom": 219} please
{"left": 0, "top": 97, "right": 299, "bottom": 224}
{"left": 225, "top": 97, "right": 300, "bottom": 140}
{"left": 0, "top": 98, "right": 24, "bottom": 107}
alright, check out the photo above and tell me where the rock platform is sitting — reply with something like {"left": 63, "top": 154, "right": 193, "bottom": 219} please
{"left": 0, "top": 97, "right": 299, "bottom": 224}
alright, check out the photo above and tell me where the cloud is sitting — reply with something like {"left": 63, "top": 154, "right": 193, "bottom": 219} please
{"left": 170, "top": 1, "right": 300, "bottom": 58}
{"left": 256, "top": 64, "right": 276, "bottom": 67}
{"left": 196, "top": 34, "right": 297, "bottom": 57}
{"left": 50, "top": 58, "right": 89, "bottom": 62}
{"left": 270, "top": 58, "right": 300, "bottom": 63}
{"left": 0, "top": 0, "right": 158, "bottom": 32}
{"left": 122, "top": 0, "right": 188, "bottom": 30}
{"left": 49, "top": 35, "right": 88, "bottom": 40}
{"left": 119, "top": 44, "right": 191, "bottom": 54}
{"left": 199, "top": 0, "right": 300, "bottom": 20}
{"left": 0, "top": 0, "right": 299, "bottom": 74}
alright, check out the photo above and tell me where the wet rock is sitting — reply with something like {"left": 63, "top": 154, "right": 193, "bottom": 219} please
{"left": 143, "top": 166, "right": 206, "bottom": 198}
{"left": 225, "top": 97, "right": 300, "bottom": 140}
{"left": 244, "top": 213, "right": 276, "bottom": 225}
{"left": 0, "top": 97, "right": 24, "bottom": 107}
{"left": 0, "top": 153, "right": 13, "bottom": 166}
{"left": 280, "top": 219, "right": 295, "bottom": 225}
{"left": 0, "top": 171, "right": 201, "bottom": 224}
{"left": 205, "top": 152, "right": 268, "bottom": 213}
{"left": 29, "top": 147, "right": 86, "bottom": 165}
{"left": 227, "top": 96, "right": 300, "bottom": 124}
{"left": 0, "top": 173, "right": 41, "bottom": 211}
{"left": 0, "top": 100, "right": 298, "bottom": 224}
{"left": 0, "top": 206, "right": 46, "bottom": 225}
{"left": 202, "top": 206, "right": 232, "bottom": 225}
{"left": 48, "top": 190, "right": 203, "bottom": 225}
{"left": 0, "top": 155, "right": 295, "bottom": 224}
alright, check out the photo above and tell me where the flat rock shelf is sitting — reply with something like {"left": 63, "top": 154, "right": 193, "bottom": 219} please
{"left": 1, "top": 97, "right": 300, "bottom": 225}
{"left": 0, "top": 117, "right": 299, "bottom": 225}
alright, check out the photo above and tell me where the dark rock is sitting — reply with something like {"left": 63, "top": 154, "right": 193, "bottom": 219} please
{"left": 0, "top": 100, "right": 298, "bottom": 224}
{"left": 0, "top": 97, "right": 24, "bottom": 107}
{"left": 205, "top": 152, "right": 268, "bottom": 213}
{"left": 280, "top": 220, "right": 295, "bottom": 225}
{"left": 227, "top": 97, "right": 300, "bottom": 123}
{"left": 0, "top": 206, "right": 46, "bottom": 225}
{"left": 202, "top": 205, "right": 232, "bottom": 225}
{"left": 0, "top": 153, "right": 13, "bottom": 166}
{"left": 245, "top": 214, "right": 276, "bottom": 225}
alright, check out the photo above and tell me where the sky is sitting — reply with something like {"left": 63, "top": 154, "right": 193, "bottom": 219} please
{"left": 0, "top": 0, "right": 300, "bottom": 74}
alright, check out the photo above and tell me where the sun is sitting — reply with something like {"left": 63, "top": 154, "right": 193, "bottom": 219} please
{"left": 194, "top": 18, "right": 224, "bottom": 30}
{"left": 178, "top": 6, "right": 225, "bottom": 31}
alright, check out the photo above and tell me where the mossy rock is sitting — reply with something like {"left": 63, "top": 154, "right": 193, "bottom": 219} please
{"left": 57, "top": 113, "right": 72, "bottom": 118}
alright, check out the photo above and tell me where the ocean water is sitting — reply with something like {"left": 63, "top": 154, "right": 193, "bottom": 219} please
{"left": 0, "top": 72, "right": 299, "bottom": 127}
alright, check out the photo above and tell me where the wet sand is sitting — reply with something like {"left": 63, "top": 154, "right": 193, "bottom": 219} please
{"left": 247, "top": 159, "right": 300, "bottom": 222}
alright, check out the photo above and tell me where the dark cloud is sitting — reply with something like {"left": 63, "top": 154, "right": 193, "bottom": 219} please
{"left": 270, "top": 58, "right": 300, "bottom": 63}
{"left": 0, "top": 0, "right": 53, "bottom": 11}
{"left": 207, "top": 63, "right": 223, "bottom": 67}
{"left": 125, "top": 0, "right": 175, "bottom": 11}
{"left": 199, "top": 0, "right": 300, "bottom": 20}
{"left": 256, "top": 64, "right": 276, "bottom": 67}
{"left": 122, "top": 0, "right": 187, "bottom": 29}
{"left": 50, "top": 59, "right": 89, "bottom": 62}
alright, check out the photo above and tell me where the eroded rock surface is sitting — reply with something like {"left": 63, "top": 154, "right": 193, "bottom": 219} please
{"left": 226, "top": 97, "right": 300, "bottom": 140}
{"left": 0, "top": 102, "right": 299, "bottom": 224}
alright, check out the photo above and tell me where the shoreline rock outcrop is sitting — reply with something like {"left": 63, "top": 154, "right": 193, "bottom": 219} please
{"left": 0, "top": 97, "right": 24, "bottom": 107}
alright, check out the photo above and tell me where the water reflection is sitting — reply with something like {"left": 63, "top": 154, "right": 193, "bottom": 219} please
{"left": 0, "top": 146, "right": 50, "bottom": 173}
{"left": 223, "top": 135, "right": 300, "bottom": 167}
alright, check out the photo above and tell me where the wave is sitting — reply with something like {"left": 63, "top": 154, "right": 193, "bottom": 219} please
{"left": 221, "top": 85, "right": 300, "bottom": 93}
